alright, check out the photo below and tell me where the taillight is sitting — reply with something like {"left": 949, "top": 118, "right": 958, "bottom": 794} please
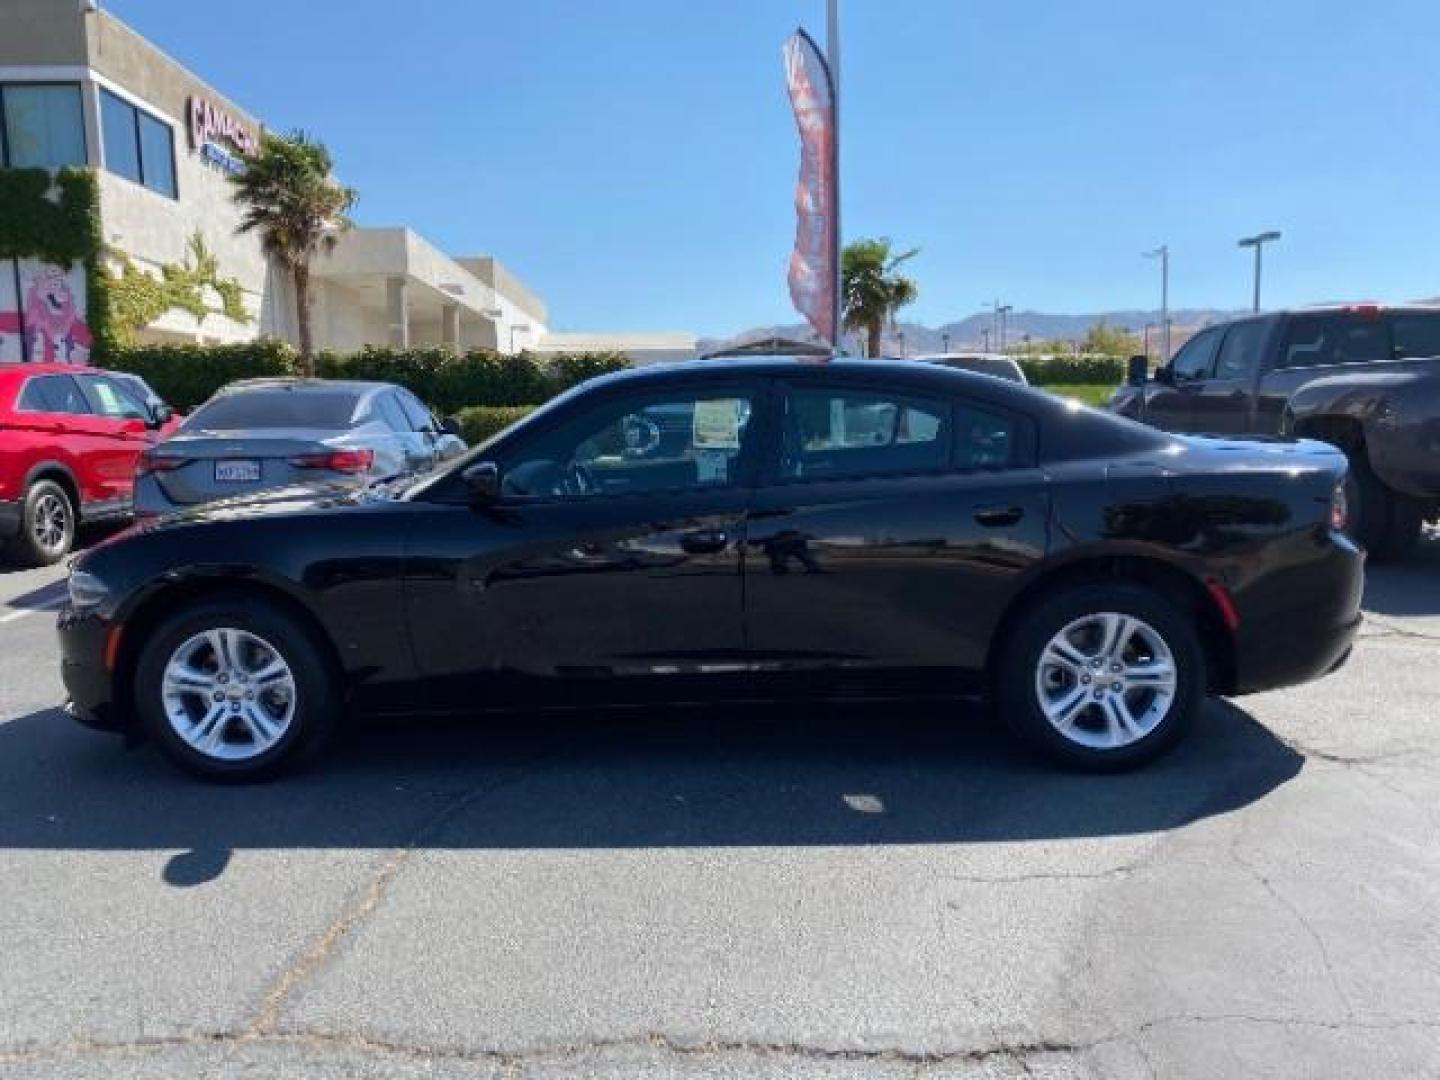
{"left": 136, "top": 454, "right": 186, "bottom": 477}
{"left": 1331, "top": 479, "right": 1349, "bottom": 532}
{"left": 288, "top": 449, "right": 375, "bottom": 474}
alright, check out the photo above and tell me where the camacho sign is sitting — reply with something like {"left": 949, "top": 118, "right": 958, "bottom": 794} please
{"left": 188, "top": 96, "right": 257, "bottom": 174}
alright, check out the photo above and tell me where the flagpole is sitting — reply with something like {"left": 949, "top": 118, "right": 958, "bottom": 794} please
{"left": 826, "top": 0, "right": 841, "bottom": 356}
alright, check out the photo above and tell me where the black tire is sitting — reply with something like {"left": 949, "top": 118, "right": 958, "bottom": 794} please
{"left": 996, "top": 582, "right": 1207, "bottom": 771}
{"left": 133, "top": 594, "right": 341, "bottom": 782}
{"left": 9, "top": 479, "right": 75, "bottom": 567}
{"left": 1343, "top": 450, "right": 1414, "bottom": 562}
{"left": 1371, "top": 491, "right": 1424, "bottom": 563}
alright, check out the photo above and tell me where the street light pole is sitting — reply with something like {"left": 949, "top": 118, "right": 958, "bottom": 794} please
{"left": 998, "top": 304, "right": 1013, "bottom": 353}
{"left": 1143, "top": 246, "right": 1170, "bottom": 361}
{"left": 1237, "top": 231, "right": 1281, "bottom": 313}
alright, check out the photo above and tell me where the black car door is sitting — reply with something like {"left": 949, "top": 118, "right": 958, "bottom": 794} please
{"left": 402, "top": 379, "right": 762, "bottom": 706}
{"left": 1143, "top": 326, "right": 1223, "bottom": 432}
{"left": 742, "top": 379, "right": 1048, "bottom": 678}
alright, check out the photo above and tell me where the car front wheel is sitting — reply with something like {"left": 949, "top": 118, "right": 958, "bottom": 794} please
{"left": 997, "top": 583, "right": 1206, "bottom": 770}
{"left": 133, "top": 595, "right": 340, "bottom": 782}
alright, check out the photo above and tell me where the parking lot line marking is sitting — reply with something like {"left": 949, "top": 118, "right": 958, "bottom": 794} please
{"left": 0, "top": 600, "right": 64, "bottom": 624}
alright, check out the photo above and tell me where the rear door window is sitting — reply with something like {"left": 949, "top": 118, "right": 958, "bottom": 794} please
{"left": 374, "top": 392, "right": 411, "bottom": 432}
{"left": 780, "top": 387, "right": 952, "bottom": 480}
{"left": 17, "top": 375, "right": 90, "bottom": 414}
{"left": 397, "top": 390, "right": 435, "bottom": 431}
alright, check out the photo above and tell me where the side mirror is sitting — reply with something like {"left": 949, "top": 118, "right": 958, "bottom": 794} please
{"left": 1152, "top": 365, "right": 1174, "bottom": 386}
{"left": 1126, "top": 355, "right": 1149, "bottom": 387}
{"left": 147, "top": 403, "right": 175, "bottom": 429}
{"left": 439, "top": 416, "right": 463, "bottom": 439}
{"left": 462, "top": 460, "right": 502, "bottom": 503}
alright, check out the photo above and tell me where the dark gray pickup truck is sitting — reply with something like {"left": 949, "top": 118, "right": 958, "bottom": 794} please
{"left": 1110, "top": 304, "right": 1440, "bottom": 559}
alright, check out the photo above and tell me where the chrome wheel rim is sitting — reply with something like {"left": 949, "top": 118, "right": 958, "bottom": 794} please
{"left": 161, "top": 628, "right": 297, "bottom": 761}
{"left": 1034, "top": 612, "right": 1177, "bottom": 750}
{"left": 32, "top": 492, "right": 70, "bottom": 553}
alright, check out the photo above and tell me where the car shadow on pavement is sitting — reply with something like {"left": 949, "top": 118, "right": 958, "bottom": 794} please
{"left": 1363, "top": 527, "right": 1440, "bottom": 616}
{"left": 0, "top": 696, "right": 1300, "bottom": 886}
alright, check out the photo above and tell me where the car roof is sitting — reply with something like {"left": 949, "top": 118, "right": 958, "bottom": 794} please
{"left": 218, "top": 377, "right": 389, "bottom": 395}
{"left": 584, "top": 357, "right": 1018, "bottom": 391}
{"left": 0, "top": 363, "right": 104, "bottom": 381}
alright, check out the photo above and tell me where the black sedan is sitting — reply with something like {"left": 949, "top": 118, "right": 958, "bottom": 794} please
{"left": 58, "top": 360, "right": 1363, "bottom": 781}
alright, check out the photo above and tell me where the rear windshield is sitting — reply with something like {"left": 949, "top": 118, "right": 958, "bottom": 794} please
{"left": 183, "top": 389, "right": 362, "bottom": 431}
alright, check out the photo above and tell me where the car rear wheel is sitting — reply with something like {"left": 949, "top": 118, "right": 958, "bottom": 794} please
{"left": 134, "top": 596, "right": 341, "bottom": 782}
{"left": 10, "top": 480, "right": 75, "bottom": 567}
{"left": 1344, "top": 450, "right": 1420, "bottom": 562}
{"left": 997, "top": 583, "right": 1205, "bottom": 770}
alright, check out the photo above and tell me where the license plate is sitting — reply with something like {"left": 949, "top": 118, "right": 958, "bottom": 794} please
{"left": 214, "top": 459, "right": 261, "bottom": 482}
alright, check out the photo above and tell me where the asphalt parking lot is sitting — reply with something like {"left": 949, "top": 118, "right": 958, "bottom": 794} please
{"left": 0, "top": 535, "right": 1436, "bottom": 1079}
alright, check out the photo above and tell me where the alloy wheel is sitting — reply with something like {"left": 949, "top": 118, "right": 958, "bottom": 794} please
{"left": 31, "top": 491, "right": 70, "bottom": 555}
{"left": 1033, "top": 612, "right": 1178, "bottom": 749}
{"left": 161, "top": 628, "right": 297, "bottom": 761}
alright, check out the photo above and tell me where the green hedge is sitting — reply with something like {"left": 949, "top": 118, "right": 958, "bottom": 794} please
{"left": 1017, "top": 355, "right": 1126, "bottom": 385}
{"left": 105, "top": 340, "right": 299, "bottom": 410}
{"left": 101, "top": 343, "right": 629, "bottom": 415}
{"left": 454, "top": 405, "right": 537, "bottom": 446}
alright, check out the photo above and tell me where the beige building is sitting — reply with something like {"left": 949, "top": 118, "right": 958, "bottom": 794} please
{"left": 0, "top": 0, "right": 693, "bottom": 363}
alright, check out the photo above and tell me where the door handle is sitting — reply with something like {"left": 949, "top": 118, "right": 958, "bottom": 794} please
{"left": 973, "top": 504, "right": 1024, "bottom": 528}
{"left": 680, "top": 528, "right": 729, "bottom": 554}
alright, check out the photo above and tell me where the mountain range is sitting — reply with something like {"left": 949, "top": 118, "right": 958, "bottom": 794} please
{"left": 699, "top": 309, "right": 1250, "bottom": 356}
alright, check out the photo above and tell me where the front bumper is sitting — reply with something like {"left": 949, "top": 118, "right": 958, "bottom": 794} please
{"left": 1230, "top": 533, "right": 1365, "bottom": 696}
{"left": 57, "top": 606, "right": 128, "bottom": 734}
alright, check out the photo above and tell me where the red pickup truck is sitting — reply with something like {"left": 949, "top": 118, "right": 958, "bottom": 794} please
{"left": 0, "top": 364, "right": 179, "bottom": 565}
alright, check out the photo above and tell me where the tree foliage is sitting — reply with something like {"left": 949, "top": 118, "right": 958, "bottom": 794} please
{"left": 230, "top": 130, "right": 356, "bottom": 373}
{"left": 842, "top": 237, "right": 919, "bottom": 357}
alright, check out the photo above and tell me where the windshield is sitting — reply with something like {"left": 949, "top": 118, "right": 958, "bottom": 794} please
{"left": 183, "top": 389, "right": 363, "bottom": 431}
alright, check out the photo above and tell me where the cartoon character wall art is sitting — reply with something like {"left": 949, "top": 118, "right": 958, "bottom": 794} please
{"left": 18, "top": 263, "right": 92, "bottom": 363}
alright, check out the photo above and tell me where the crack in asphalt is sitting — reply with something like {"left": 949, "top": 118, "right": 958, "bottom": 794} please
{"left": 4, "top": 1015, "right": 1439, "bottom": 1072}
{"left": 249, "top": 753, "right": 559, "bottom": 1036}
{"left": 1226, "top": 817, "right": 1354, "bottom": 1022}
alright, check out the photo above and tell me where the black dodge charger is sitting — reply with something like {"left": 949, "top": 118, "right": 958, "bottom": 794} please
{"left": 58, "top": 360, "right": 1363, "bottom": 781}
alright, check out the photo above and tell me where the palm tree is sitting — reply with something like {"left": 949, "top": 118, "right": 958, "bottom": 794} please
{"left": 231, "top": 131, "right": 356, "bottom": 374}
{"left": 842, "top": 237, "right": 919, "bottom": 358}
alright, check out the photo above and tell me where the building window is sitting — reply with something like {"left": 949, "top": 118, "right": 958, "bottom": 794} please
{"left": 0, "top": 84, "right": 86, "bottom": 169}
{"left": 99, "top": 89, "right": 177, "bottom": 199}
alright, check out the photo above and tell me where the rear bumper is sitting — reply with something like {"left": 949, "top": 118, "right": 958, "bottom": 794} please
{"left": 1230, "top": 533, "right": 1365, "bottom": 696}
{"left": 57, "top": 607, "right": 128, "bottom": 734}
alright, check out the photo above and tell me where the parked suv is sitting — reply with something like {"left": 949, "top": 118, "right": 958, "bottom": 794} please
{"left": 0, "top": 364, "right": 178, "bottom": 565}
{"left": 1110, "top": 304, "right": 1440, "bottom": 559}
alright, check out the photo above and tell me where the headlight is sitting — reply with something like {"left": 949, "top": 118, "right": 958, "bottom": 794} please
{"left": 67, "top": 569, "right": 112, "bottom": 611}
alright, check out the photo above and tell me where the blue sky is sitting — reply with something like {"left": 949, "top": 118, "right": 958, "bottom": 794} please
{"left": 111, "top": 0, "right": 1440, "bottom": 334}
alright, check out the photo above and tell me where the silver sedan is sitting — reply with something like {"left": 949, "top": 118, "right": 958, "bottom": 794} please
{"left": 133, "top": 378, "right": 466, "bottom": 518}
